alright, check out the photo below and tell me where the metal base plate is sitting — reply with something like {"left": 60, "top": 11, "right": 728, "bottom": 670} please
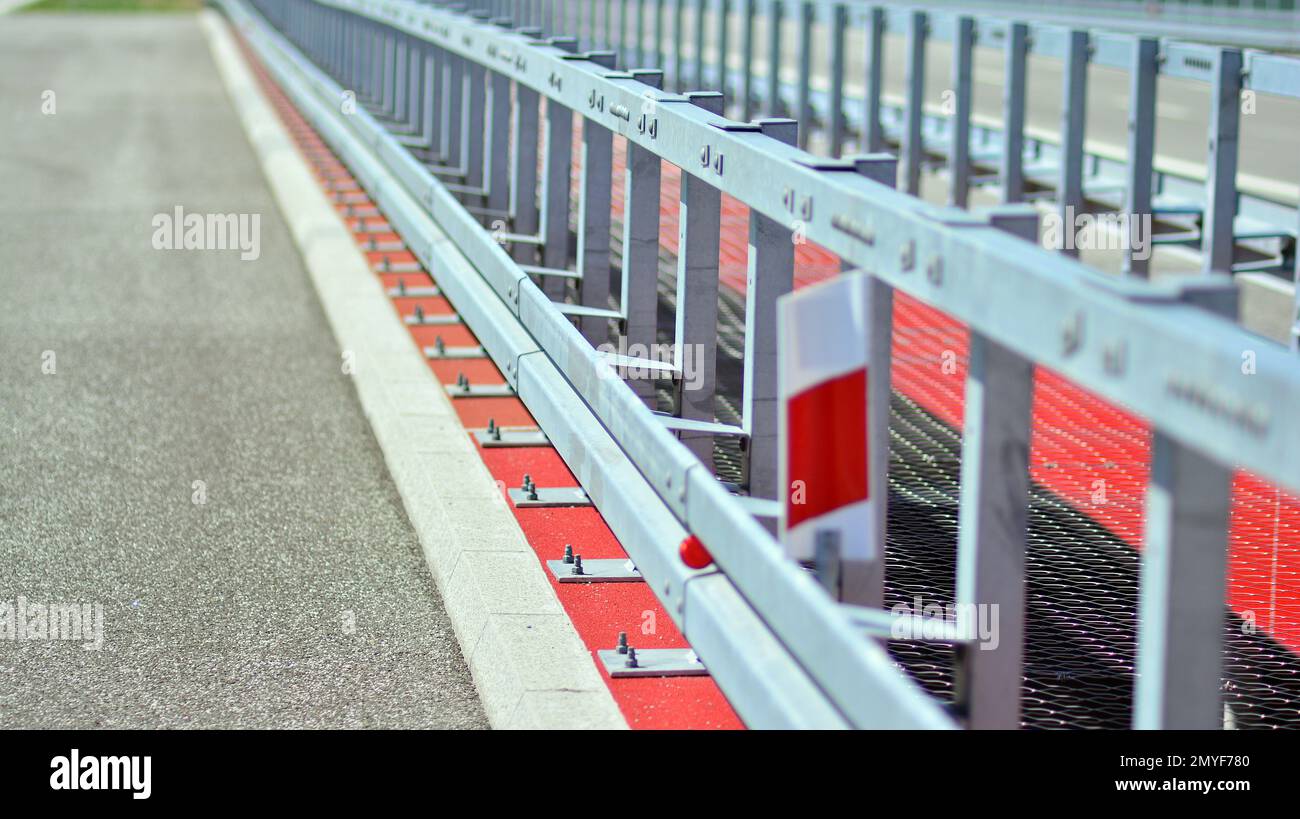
{"left": 446, "top": 383, "right": 515, "bottom": 398}
{"left": 424, "top": 344, "right": 486, "bottom": 360}
{"left": 546, "top": 558, "right": 642, "bottom": 583}
{"left": 474, "top": 428, "right": 550, "bottom": 448}
{"left": 387, "top": 285, "right": 441, "bottom": 297}
{"left": 507, "top": 486, "right": 591, "bottom": 508}
{"left": 405, "top": 313, "right": 462, "bottom": 326}
{"left": 597, "top": 648, "right": 708, "bottom": 678}
{"left": 373, "top": 261, "right": 423, "bottom": 273}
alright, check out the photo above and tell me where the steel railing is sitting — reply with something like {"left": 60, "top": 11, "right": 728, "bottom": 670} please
{"left": 502, "top": 2, "right": 1300, "bottom": 300}
{"left": 220, "top": 0, "right": 1300, "bottom": 728}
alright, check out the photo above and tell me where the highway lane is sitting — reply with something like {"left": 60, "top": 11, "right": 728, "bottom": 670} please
{"left": 0, "top": 15, "right": 488, "bottom": 728}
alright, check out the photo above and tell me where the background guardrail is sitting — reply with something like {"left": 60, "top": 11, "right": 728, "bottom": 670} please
{"left": 221, "top": 0, "right": 1300, "bottom": 728}
{"left": 513, "top": 1, "right": 1300, "bottom": 292}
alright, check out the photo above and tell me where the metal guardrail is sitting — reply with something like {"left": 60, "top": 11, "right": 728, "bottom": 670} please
{"left": 506, "top": 1, "right": 1300, "bottom": 292}
{"left": 220, "top": 0, "right": 1300, "bottom": 728}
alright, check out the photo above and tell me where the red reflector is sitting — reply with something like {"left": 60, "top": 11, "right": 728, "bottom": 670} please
{"left": 679, "top": 535, "right": 713, "bottom": 569}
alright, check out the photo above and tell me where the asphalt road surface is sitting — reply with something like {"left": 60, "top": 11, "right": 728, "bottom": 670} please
{"left": 0, "top": 15, "right": 487, "bottom": 729}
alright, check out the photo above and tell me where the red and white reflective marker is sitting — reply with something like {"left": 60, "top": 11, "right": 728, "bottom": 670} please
{"left": 777, "top": 274, "right": 883, "bottom": 598}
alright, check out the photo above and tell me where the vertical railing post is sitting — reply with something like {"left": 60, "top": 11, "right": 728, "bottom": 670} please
{"left": 1135, "top": 434, "right": 1232, "bottom": 729}
{"left": 510, "top": 56, "right": 542, "bottom": 263}
{"left": 441, "top": 54, "right": 465, "bottom": 170}
{"left": 717, "top": 0, "right": 731, "bottom": 97}
{"left": 674, "top": 91, "right": 724, "bottom": 466}
{"left": 1058, "top": 30, "right": 1090, "bottom": 256}
{"left": 766, "top": 0, "right": 785, "bottom": 116}
{"left": 1203, "top": 47, "right": 1243, "bottom": 276}
{"left": 673, "top": 0, "right": 685, "bottom": 90}
{"left": 827, "top": 3, "right": 848, "bottom": 157}
{"left": 740, "top": 0, "right": 755, "bottom": 121}
{"left": 902, "top": 10, "right": 927, "bottom": 195}
{"left": 540, "top": 37, "right": 578, "bottom": 299}
{"left": 635, "top": 0, "right": 647, "bottom": 66}
{"left": 954, "top": 207, "right": 1039, "bottom": 730}
{"left": 795, "top": 0, "right": 813, "bottom": 149}
{"left": 1000, "top": 22, "right": 1028, "bottom": 203}
{"left": 949, "top": 16, "right": 974, "bottom": 208}
{"left": 850, "top": 153, "right": 897, "bottom": 607}
{"left": 381, "top": 28, "right": 396, "bottom": 115}
{"left": 577, "top": 51, "right": 618, "bottom": 344}
{"left": 1133, "top": 287, "right": 1236, "bottom": 730}
{"left": 693, "top": 0, "right": 707, "bottom": 89}
{"left": 743, "top": 118, "right": 798, "bottom": 499}
{"left": 1124, "top": 37, "right": 1158, "bottom": 279}
{"left": 393, "top": 35, "right": 409, "bottom": 125}
{"left": 1292, "top": 209, "right": 1300, "bottom": 353}
{"left": 463, "top": 59, "right": 487, "bottom": 190}
{"left": 622, "top": 70, "right": 667, "bottom": 405}
{"left": 485, "top": 66, "right": 511, "bottom": 217}
{"left": 654, "top": 0, "right": 665, "bottom": 71}
{"left": 862, "top": 5, "right": 884, "bottom": 154}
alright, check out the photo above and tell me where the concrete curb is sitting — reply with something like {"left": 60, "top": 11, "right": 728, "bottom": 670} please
{"left": 200, "top": 8, "right": 626, "bottom": 730}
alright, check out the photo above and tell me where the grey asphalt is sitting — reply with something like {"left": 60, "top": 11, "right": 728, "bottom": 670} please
{"left": 0, "top": 15, "right": 487, "bottom": 728}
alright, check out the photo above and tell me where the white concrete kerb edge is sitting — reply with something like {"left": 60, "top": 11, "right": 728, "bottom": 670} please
{"left": 199, "top": 7, "right": 626, "bottom": 730}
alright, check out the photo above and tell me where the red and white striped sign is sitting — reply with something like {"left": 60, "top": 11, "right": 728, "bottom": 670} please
{"left": 777, "top": 274, "right": 877, "bottom": 564}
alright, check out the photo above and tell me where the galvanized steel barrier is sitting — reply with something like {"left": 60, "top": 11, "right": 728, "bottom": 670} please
{"left": 219, "top": 0, "right": 1300, "bottom": 728}
{"left": 508, "top": 2, "right": 1300, "bottom": 291}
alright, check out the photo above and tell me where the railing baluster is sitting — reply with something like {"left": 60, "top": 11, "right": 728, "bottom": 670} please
{"left": 654, "top": 0, "right": 665, "bottom": 71}
{"left": 673, "top": 0, "right": 685, "bottom": 91}
{"left": 621, "top": 70, "right": 667, "bottom": 405}
{"left": 1124, "top": 37, "right": 1158, "bottom": 279}
{"left": 464, "top": 60, "right": 486, "bottom": 189}
{"left": 766, "top": 0, "right": 784, "bottom": 117}
{"left": 1001, "top": 22, "right": 1028, "bottom": 203}
{"left": 856, "top": 153, "right": 897, "bottom": 607}
{"left": 949, "top": 16, "right": 974, "bottom": 208}
{"left": 393, "top": 35, "right": 408, "bottom": 124}
{"left": 902, "top": 10, "right": 927, "bottom": 195}
{"left": 693, "top": 0, "right": 707, "bottom": 89}
{"left": 675, "top": 91, "right": 724, "bottom": 465}
{"left": 1135, "top": 433, "right": 1233, "bottom": 728}
{"left": 440, "top": 54, "right": 464, "bottom": 169}
{"left": 954, "top": 207, "right": 1039, "bottom": 730}
{"left": 795, "top": 1, "right": 813, "bottom": 149}
{"left": 827, "top": 2, "right": 847, "bottom": 158}
{"left": 510, "top": 77, "right": 542, "bottom": 263}
{"left": 1058, "top": 30, "right": 1089, "bottom": 255}
{"left": 743, "top": 118, "right": 797, "bottom": 499}
{"left": 486, "top": 68, "right": 511, "bottom": 216}
{"left": 862, "top": 5, "right": 884, "bottom": 154}
{"left": 740, "top": 0, "right": 755, "bottom": 121}
{"left": 577, "top": 52, "right": 617, "bottom": 344}
{"left": 1293, "top": 210, "right": 1300, "bottom": 353}
{"left": 717, "top": 0, "right": 731, "bottom": 98}
{"left": 1204, "top": 47, "right": 1243, "bottom": 276}
{"left": 382, "top": 28, "right": 397, "bottom": 115}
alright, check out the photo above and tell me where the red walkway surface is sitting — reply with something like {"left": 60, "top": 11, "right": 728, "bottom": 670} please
{"left": 610, "top": 135, "right": 1300, "bottom": 655}
{"left": 244, "top": 44, "right": 741, "bottom": 729}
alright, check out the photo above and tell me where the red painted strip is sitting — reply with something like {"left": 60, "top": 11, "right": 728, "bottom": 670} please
{"left": 242, "top": 40, "right": 742, "bottom": 729}
{"left": 786, "top": 368, "right": 868, "bottom": 529}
